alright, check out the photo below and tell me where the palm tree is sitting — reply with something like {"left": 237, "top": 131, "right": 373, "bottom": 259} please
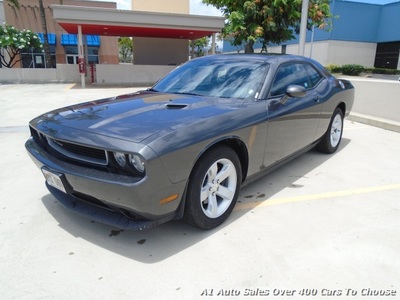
{"left": 38, "top": 0, "right": 53, "bottom": 68}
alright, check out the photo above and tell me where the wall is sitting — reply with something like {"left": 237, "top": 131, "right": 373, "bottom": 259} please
{"left": 378, "top": 2, "right": 400, "bottom": 42}
{"left": 347, "top": 78, "right": 400, "bottom": 133}
{"left": 326, "top": 41, "right": 377, "bottom": 67}
{"left": 0, "top": 0, "right": 5, "bottom": 23}
{"left": 95, "top": 64, "right": 175, "bottom": 85}
{"left": 131, "top": 0, "right": 190, "bottom": 65}
{"left": 134, "top": 38, "right": 189, "bottom": 66}
{"left": 0, "top": 64, "right": 174, "bottom": 85}
{"left": 329, "top": 1, "right": 381, "bottom": 43}
{"left": 131, "top": 0, "right": 189, "bottom": 13}
{"left": 268, "top": 41, "right": 331, "bottom": 65}
{"left": 265, "top": 40, "right": 377, "bottom": 67}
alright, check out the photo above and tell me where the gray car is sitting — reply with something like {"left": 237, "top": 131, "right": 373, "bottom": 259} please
{"left": 25, "top": 54, "right": 354, "bottom": 230}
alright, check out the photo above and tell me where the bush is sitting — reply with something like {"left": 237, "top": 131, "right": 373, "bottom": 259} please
{"left": 325, "top": 64, "right": 342, "bottom": 73}
{"left": 341, "top": 64, "right": 364, "bottom": 76}
{"left": 371, "top": 68, "right": 400, "bottom": 75}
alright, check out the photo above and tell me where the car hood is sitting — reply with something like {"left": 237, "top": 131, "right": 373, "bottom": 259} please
{"left": 30, "top": 91, "right": 246, "bottom": 143}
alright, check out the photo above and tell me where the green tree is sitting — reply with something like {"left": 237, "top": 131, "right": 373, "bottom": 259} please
{"left": 190, "top": 37, "right": 209, "bottom": 58}
{"left": 0, "top": 24, "right": 42, "bottom": 68}
{"left": 7, "top": 0, "right": 54, "bottom": 67}
{"left": 118, "top": 37, "right": 133, "bottom": 63}
{"left": 203, "top": 0, "right": 332, "bottom": 53}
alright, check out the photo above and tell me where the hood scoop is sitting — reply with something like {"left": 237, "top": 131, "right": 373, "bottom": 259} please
{"left": 165, "top": 103, "right": 188, "bottom": 109}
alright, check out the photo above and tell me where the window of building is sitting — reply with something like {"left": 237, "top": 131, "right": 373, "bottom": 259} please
{"left": 21, "top": 46, "right": 56, "bottom": 68}
{"left": 62, "top": 34, "right": 100, "bottom": 64}
{"left": 21, "top": 33, "right": 57, "bottom": 68}
{"left": 65, "top": 46, "right": 99, "bottom": 64}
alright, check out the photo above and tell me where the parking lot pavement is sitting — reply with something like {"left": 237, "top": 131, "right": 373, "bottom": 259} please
{"left": 1, "top": 84, "right": 399, "bottom": 300}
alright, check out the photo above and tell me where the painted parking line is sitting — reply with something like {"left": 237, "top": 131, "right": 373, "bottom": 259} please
{"left": 64, "top": 83, "right": 76, "bottom": 90}
{"left": 235, "top": 183, "right": 400, "bottom": 211}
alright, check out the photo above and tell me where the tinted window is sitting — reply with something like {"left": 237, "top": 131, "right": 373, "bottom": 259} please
{"left": 304, "top": 63, "right": 323, "bottom": 87}
{"left": 270, "top": 63, "right": 311, "bottom": 97}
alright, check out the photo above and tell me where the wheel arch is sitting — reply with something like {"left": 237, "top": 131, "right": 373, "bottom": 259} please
{"left": 174, "top": 137, "right": 249, "bottom": 221}
{"left": 193, "top": 137, "right": 249, "bottom": 183}
{"left": 337, "top": 101, "right": 346, "bottom": 116}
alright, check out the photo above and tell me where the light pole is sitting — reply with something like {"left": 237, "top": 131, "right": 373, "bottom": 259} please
{"left": 298, "top": 0, "right": 309, "bottom": 56}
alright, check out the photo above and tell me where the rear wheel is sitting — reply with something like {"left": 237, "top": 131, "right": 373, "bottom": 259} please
{"left": 317, "top": 108, "right": 344, "bottom": 153}
{"left": 184, "top": 146, "right": 242, "bottom": 230}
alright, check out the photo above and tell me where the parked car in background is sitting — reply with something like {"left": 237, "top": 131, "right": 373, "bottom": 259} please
{"left": 25, "top": 54, "right": 354, "bottom": 230}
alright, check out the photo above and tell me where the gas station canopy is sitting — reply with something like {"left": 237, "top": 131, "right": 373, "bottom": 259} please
{"left": 52, "top": 5, "right": 225, "bottom": 40}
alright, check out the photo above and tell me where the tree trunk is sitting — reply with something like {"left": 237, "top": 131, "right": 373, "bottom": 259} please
{"left": 244, "top": 40, "right": 254, "bottom": 54}
{"left": 39, "top": 0, "right": 53, "bottom": 68}
{"left": 190, "top": 40, "right": 195, "bottom": 58}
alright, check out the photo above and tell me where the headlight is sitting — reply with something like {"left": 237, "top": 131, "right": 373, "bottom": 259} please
{"left": 129, "top": 154, "right": 145, "bottom": 173}
{"left": 113, "top": 152, "right": 126, "bottom": 167}
{"left": 112, "top": 151, "right": 145, "bottom": 174}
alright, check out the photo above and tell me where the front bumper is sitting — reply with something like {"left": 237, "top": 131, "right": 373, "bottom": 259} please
{"left": 46, "top": 184, "right": 168, "bottom": 230}
{"left": 25, "top": 137, "right": 187, "bottom": 226}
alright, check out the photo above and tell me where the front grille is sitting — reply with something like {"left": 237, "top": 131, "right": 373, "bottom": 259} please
{"left": 47, "top": 137, "right": 108, "bottom": 166}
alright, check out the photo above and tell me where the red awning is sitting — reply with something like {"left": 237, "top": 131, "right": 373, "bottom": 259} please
{"left": 53, "top": 5, "right": 224, "bottom": 40}
{"left": 58, "top": 23, "right": 218, "bottom": 40}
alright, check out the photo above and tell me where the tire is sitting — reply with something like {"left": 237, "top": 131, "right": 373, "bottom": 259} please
{"left": 317, "top": 107, "right": 344, "bottom": 153}
{"left": 184, "top": 146, "right": 242, "bottom": 230}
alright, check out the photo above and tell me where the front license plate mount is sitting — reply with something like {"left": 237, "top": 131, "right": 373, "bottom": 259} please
{"left": 42, "top": 168, "right": 69, "bottom": 194}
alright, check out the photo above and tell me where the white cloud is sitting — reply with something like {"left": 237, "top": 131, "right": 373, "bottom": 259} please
{"left": 88, "top": 0, "right": 130, "bottom": 10}
{"left": 113, "top": 0, "right": 131, "bottom": 10}
{"left": 189, "top": 0, "right": 222, "bottom": 16}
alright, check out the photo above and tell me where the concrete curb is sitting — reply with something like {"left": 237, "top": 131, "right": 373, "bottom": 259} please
{"left": 348, "top": 113, "right": 400, "bottom": 133}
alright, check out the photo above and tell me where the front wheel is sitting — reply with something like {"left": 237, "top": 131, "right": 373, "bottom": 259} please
{"left": 184, "top": 146, "right": 242, "bottom": 230}
{"left": 317, "top": 108, "right": 344, "bottom": 153}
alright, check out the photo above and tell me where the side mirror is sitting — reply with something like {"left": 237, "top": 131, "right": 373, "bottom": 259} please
{"left": 280, "top": 85, "right": 306, "bottom": 104}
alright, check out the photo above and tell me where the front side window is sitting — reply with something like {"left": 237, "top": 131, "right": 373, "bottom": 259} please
{"left": 269, "top": 63, "right": 312, "bottom": 97}
{"left": 304, "top": 63, "right": 323, "bottom": 86}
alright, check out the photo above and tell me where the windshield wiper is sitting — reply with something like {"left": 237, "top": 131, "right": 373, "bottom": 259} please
{"left": 173, "top": 91, "right": 203, "bottom": 96}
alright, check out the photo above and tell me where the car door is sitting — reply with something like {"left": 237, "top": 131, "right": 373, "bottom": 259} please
{"left": 263, "top": 62, "right": 324, "bottom": 167}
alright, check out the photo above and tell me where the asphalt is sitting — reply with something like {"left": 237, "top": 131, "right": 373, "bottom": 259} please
{"left": 1, "top": 83, "right": 399, "bottom": 300}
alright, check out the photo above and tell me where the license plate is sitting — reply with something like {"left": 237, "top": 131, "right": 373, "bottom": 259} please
{"left": 42, "top": 169, "right": 67, "bottom": 193}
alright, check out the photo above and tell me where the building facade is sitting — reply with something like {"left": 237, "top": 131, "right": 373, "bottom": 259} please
{"left": 223, "top": 0, "right": 400, "bottom": 70}
{"left": 131, "top": 0, "right": 190, "bottom": 65}
{"left": 2, "top": 0, "right": 119, "bottom": 68}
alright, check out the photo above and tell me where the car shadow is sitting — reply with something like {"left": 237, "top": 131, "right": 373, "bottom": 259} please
{"left": 41, "top": 138, "right": 351, "bottom": 263}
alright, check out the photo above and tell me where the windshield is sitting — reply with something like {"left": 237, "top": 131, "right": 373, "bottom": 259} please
{"left": 152, "top": 57, "right": 269, "bottom": 99}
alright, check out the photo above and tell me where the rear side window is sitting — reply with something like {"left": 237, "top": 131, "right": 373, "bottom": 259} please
{"left": 269, "top": 63, "right": 322, "bottom": 97}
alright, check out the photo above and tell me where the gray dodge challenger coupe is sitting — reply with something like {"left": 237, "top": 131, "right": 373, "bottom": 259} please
{"left": 25, "top": 54, "right": 354, "bottom": 230}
